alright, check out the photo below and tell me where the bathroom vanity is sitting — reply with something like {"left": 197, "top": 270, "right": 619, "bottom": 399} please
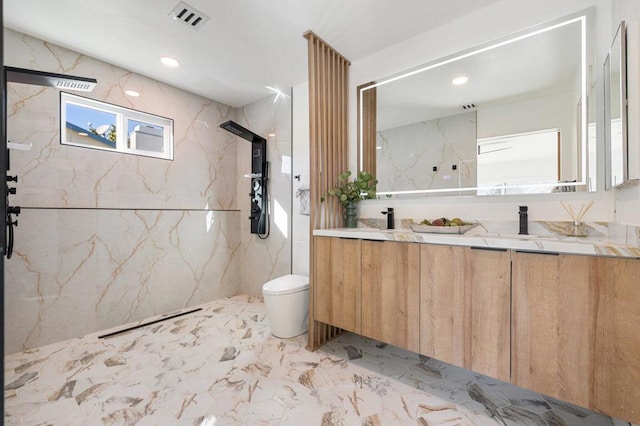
{"left": 311, "top": 229, "right": 640, "bottom": 423}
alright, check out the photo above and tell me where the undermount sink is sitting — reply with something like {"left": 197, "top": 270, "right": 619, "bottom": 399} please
{"left": 474, "top": 232, "right": 567, "bottom": 240}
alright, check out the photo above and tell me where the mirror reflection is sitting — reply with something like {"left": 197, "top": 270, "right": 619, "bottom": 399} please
{"left": 359, "top": 14, "right": 590, "bottom": 197}
{"left": 605, "top": 21, "right": 627, "bottom": 188}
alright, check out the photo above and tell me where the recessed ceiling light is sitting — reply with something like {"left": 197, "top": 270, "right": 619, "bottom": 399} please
{"left": 452, "top": 76, "right": 469, "bottom": 86}
{"left": 160, "top": 56, "right": 180, "bottom": 68}
{"left": 78, "top": 132, "right": 88, "bottom": 137}
{"left": 125, "top": 90, "right": 140, "bottom": 97}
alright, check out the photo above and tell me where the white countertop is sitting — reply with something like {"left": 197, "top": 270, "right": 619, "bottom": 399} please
{"left": 313, "top": 228, "right": 640, "bottom": 258}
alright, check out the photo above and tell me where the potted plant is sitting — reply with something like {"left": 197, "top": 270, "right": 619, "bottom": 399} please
{"left": 322, "top": 170, "right": 377, "bottom": 227}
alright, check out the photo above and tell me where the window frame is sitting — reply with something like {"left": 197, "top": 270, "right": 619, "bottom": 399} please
{"left": 60, "top": 92, "right": 174, "bottom": 160}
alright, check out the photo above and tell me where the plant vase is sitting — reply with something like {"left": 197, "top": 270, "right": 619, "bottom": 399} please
{"left": 344, "top": 201, "right": 358, "bottom": 228}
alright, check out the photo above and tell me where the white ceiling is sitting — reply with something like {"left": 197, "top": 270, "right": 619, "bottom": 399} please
{"left": 4, "top": 0, "right": 504, "bottom": 107}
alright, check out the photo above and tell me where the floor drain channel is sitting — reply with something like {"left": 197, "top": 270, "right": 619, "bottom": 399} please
{"left": 98, "top": 308, "right": 203, "bottom": 339}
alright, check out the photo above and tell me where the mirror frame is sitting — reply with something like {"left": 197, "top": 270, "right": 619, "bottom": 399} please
{"left": 604, "top": 21, "right": 629, "bottom": 189}
{"left": 358, "top": 14, "right": 589, "bottom": 197}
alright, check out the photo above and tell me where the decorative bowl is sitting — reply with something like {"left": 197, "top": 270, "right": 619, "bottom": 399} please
{"left": 409, "top": 222, "right": 481, "bottom": 234}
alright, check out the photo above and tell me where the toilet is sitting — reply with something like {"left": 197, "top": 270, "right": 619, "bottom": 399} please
{"left": 262, "top": 274, "right": 309, "bottom": 338}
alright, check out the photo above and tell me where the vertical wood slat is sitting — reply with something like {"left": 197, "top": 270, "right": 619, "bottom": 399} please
{"left": 304, "top": 30, "right": 350, "bottom": 350}
{"left": 357, "top": 83, "right": 377, "bottom": 177}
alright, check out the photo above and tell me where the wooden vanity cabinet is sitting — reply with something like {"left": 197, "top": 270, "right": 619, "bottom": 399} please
{"left": 593, "top": 256, "right": 640, "bottom": 423}
{"left": 511, "top": 251, "right": 599, "bottom": 408}
{"left": 313, "top": 236, "right": 362, "bottom": 333}
{"left": 361, "top": 240, "right": 420, "bottom": 352}
{"left": 512, "top": 252, "right": 640, "bottom": 423}
{"left": 312, "top": 234, "right": 640, "bottom": 423}
{"left": 420, "top": 244, "right": 511, "bottom": 382}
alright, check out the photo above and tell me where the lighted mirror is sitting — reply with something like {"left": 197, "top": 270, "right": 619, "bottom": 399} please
{"left": 60, "top": 92, "right": 174, "bottom": 160}
{"left": 358, "top": 14, "right": 591, "bottom": 197}
{"left": 604, "top": 21, "right": 628, "bottom": 189}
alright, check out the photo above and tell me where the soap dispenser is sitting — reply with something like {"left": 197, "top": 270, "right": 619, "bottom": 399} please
{"left": 381, "top": 208, "right": 395, "bottom": 229}
{"left": 519, "top": 206, "right": 528, "bottom": 235}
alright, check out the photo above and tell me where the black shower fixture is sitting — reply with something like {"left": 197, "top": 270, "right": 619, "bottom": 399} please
{"left": 220, "top": 120, "right": 269, "bottom": 238}
{"left": 3, "top": 66, "right": 98, "bottom": 260}
{"left": 5, "top": 66, "right": 98, "bottom": 92}
{"left": 220, "top": 120, "right": 265, "bottom": 144}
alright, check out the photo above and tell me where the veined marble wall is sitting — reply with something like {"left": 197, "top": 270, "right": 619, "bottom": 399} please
{"left": 3, "top": 29, "right": 249, "bottom": 354}
{"left": 376, "top": 111, "right": 477, "bottom": 193}
{"left": 5, "top": 209, "right": 240, "bottom": 351}
{"left": 236, "top": 93, "right": 293, "bottom": 296}
{"left": 5, "top": 30, "right": 238, "bottom": 210}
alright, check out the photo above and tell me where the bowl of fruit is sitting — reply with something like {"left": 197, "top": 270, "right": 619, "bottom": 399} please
{"left": 409, "top": 217, "right": 480, "bottom": 234}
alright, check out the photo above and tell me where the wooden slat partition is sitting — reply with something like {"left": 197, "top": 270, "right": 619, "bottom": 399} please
{"left": 303, "top": 30, "right": 350, "bottom": 350}
{"left": 357, "top": 82, "right": 377, "bottom": 178}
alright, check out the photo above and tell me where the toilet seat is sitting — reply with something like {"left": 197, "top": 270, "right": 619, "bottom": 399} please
{"left": 262, "top": 274, "right": 309, "bottom": 296}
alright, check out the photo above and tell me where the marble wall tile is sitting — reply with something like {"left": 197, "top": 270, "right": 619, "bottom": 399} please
{"left": 4, "top": 29, "right": 294, "bottom": 353}
{"left": 3, "top": 29, "right": 256, "bottom": 354}
{"left": 377, "top": 111, "right": 477, "bottom": 193}
{"left": 5, "top": 209, "right": 240, "bottom": 354}
{"left": 236, "top": 92, "right": 293, "bottom": 296}
{"left": 5, "top": 29, "right": 238, "bottom": 210}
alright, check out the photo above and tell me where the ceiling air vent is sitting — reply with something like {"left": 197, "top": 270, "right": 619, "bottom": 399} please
{"left": 169, "top": 1, "right": 210, "bottom": 30}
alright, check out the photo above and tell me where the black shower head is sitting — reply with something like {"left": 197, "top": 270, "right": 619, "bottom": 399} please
{"left": 6, "top": 66, "right": 97, "bottom": 92}
{"left": 220, "top": 120, "right": 266, "bottom": 143}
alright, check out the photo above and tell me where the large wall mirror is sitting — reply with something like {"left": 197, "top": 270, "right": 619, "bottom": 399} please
{"left": 604, "top": 21, "right": 628, "bottom": 189}
{"left": 358, "top": 13, "right": 593, "bottom": 197}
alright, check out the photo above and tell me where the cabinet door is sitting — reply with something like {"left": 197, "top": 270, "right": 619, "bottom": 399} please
{"left": 314, "top": 236, "right": 361, "bottom": 333}
{"left": 511, "top": 251, "right": 598, "bottom": 408}
{"left": 465, "top": 246, "right": 511, "bottom": 381}
{"left": 361, "top": 240, "right": 420, "bottom": 352}
{"left": 594, "top": 257, "right": 640, "bottom": 424}
{"left": 420, "top": 244, "right": 466, "bottom": 366}
{"left": 420, "top": 245, "right": 510, "bottom": 381}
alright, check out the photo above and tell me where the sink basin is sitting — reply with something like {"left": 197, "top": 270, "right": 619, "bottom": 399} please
{"left": 474, "top": 232, "right": 561, "bottom": 240}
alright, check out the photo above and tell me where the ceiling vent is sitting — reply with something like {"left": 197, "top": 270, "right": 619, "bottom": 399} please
{"left": 169, "top": 1, "right": 210, "bottom": 30}
{"left": 461, "top": 103, "right": 477, "bottom": 110}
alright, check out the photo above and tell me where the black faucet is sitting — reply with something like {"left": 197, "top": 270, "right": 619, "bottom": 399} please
{"left": 381, "top": 207, "right": 394, "bottom": 229}
{"left": 519, "top": 205, "right": 528, "bottom": 235}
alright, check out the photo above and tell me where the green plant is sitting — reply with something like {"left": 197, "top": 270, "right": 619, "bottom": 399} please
{"left": 322, "top": 170, "right": 377, "bottom": 205}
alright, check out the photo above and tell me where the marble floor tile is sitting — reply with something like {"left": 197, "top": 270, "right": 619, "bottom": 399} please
{"left": 4, "top": 295, "right": 638, "bottom": 425}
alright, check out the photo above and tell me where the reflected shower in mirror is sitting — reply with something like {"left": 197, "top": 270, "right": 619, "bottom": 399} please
{"left": 359, "top": 13, "right": 592, "bottom": 197}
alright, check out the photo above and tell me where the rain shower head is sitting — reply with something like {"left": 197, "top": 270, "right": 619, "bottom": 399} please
{"left": 220, "top": 120, "right": 266, "bottom": 143}
{"left": 6, "top": 66, "right": 97, "bottom": 92}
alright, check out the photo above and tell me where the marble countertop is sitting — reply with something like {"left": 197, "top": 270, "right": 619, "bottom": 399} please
{"left": 313, "top": 227, "right": 640, "bottom": 258}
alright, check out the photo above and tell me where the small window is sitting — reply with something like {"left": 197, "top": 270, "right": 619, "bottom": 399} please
{"left": 60, "top": 92, "right": 173, "bottom": 160}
